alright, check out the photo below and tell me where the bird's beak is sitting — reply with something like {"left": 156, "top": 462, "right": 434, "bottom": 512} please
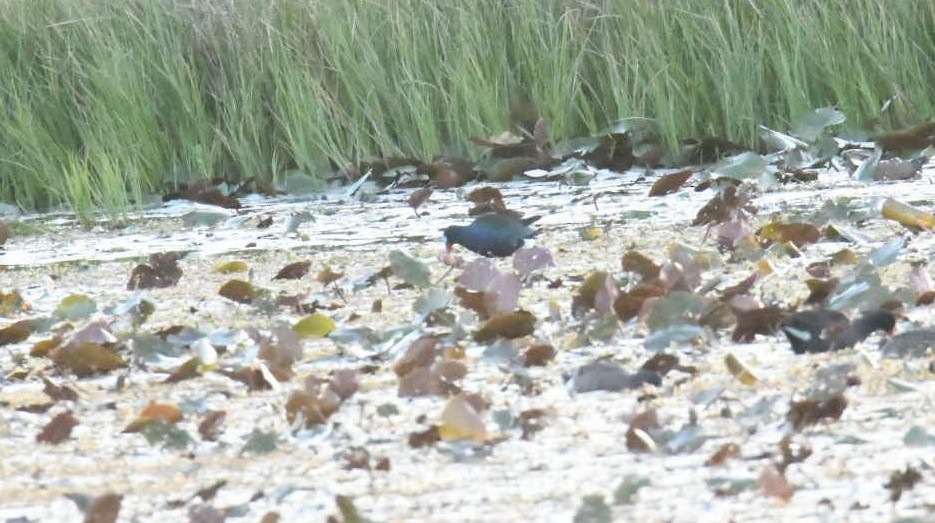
{"left": 445, "top": 243, "right": 453, "bottom": 254}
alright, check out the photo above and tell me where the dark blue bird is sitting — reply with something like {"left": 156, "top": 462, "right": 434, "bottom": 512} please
{"left": 443, "top": 213, "right": 540, "bottom": 257}
{"left": 781, "top": 309, "right": 895, "bottom": 354}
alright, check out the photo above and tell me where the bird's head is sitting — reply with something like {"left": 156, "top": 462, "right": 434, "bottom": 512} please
{"left": 442, "top": 226, "right": 455, "bottom": 254}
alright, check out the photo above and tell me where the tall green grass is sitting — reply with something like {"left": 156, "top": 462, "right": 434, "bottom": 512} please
{"left": 1, "top": 0, "right": 933, "bottom": 217}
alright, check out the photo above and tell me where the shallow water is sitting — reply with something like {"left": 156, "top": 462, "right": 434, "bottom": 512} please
{"left": 1, "top": 168, "right": 934, "bottom": 522}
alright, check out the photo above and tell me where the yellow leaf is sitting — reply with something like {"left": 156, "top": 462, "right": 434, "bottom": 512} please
{"left": 123, "top": 402, "right": 183, "bottom": 433}
{"left": 438, "top": 394, "right": 487, "bottom": 442}
{"left": 725, "top": 353, "right": 758, "bottom": 385}
{"left": 213, "top": 260, "right": 250, "bottom": 274}
{"left": 882, "top": 198, "right": 935, "bottom": 229}
{"left": 293, "top": 313, "right": 336, "bottom": 338}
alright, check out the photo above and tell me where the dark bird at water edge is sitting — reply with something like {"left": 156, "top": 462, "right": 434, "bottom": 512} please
{"left": 443, "top": 213, "right": 540, "bottom": 258}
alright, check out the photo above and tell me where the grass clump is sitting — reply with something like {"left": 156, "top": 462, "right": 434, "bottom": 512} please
{"left": 0, "top": 0, "right": 933, "bottom": 216}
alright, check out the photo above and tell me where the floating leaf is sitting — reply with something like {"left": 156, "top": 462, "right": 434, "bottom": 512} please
{"left": 123, "top": 402, "right": 183, "bottom": 433}
{"left": 732, "top": 306, "right": 785, "bottom": 342}
{"left": 757, "top": 222, "right": 821, "bottom": 248}
{"left": 0, "top": 321, "right": 31, "bottom": 346}
{"left": 292, "top": 313, "right": 335, "bottom": 338}
{"left": 573, "top": 360, "right": 660, "bottom": 393}
{"left": 613, "top": 475, "right": 651, "bottom": 505}
{"left": 218, "top": 279, "right": 257, "bottom": 304}
{"left": 317, "top": 267, "right": 344, "bottom": 286}
{"left": 713, "top": 152, "right": 768, "bottom": 180}
{"left": 52, "top": 343, "right": 126, "bottom": 377}
{"left": 881, "top": 198, "right": 935, "bottom": 229}
{"left": 885, "top": 466, "right": 922, "bottom": 502}
{"left": 213, "top": 260, "right": 250, "bottom": 274}
{"left": 241, "top": 428, "right": 280, "bottom": 455}
{"left": 127, "top": 252, "right": 184, "bottom": 290}
{"left": 438, "top": 394, "right": 487, "bottom": 442}
{"left": 626, "top": 410, "right": 659, "bottom": 452}
{"left": 705, "top": 443, "right": 740, "bottom": 466}
{"left": 649, "top": 169, "right": 693, "bottom": 196}
{"left": 724, "top": 353, "right": 758, "bottom": 385}
{"left": 792, "top": 107, "right": 846, "bottom": 142}
{"left": 0, "top": 289, "right": 28, "bottom": 316}
{"left": 80, "top": 493, "right": 122, "bottom": 523}
{"left": 42, "top": 377, "right": 78, "bottom": 402}
{"left": 389, "top": 250, "right": 431, "bottom": 288}
{"left": 903, "top": 426, "right": 935, "bottom": 447}
{"left": 523, "top": 344, "right": 556, "bottom": 367}
{"left": 573, "top": 271, "right": 612, "bottom": 316}
{"left": 512, "top": 247, "right": 554, "bottom": 278}
{"left": 54, "top": 294, "right": 97, "bottom": 321}
{"left": 759, "top": 466, "right": 794, "bottom": 501}
{"left": 198, "top": 410, "right": 226, "bottom": 442}
{"left": 36, "top": 411, "right": 79, "bottom": 444}
{"left": 473, "top": 311, "right": 536, "bottom": 343}
{"left": 273, "top": 260, "right": 311, "bottom": 280}
{"left": 394, "top": 336, "right": 437, "bottom": 377}
{"left": 621, "top": 251, "right": 660, "bottom": 281}
{"left": 787, "top": 393, "right": 847, "bottom": 431}
{"left": 573, "top": 495, "right": 612, "bottom": 523}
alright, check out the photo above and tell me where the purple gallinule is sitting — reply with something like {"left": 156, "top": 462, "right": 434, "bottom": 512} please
{"left": 443, "top": 213, "right": 540, "bottom": 258}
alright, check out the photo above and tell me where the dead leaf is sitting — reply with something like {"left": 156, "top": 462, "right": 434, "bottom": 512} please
{"left": 394, "top": 336, "right": 438, "bottom": 377}
{"left": 732, "top": 306, "right": 785, "bottom": 342}
{"left": 0, "top": 320, "right": 31, "bottom": 346}
{"left": 164, "top": 358, "right": 202, "bottom": 383}
{"left": 523, "top": 344, "right": 556, "bottom": 367}
{"left": 759, "top": 466, "right": 794, "bottom": 501}
{"left": 454, "top": 287, "right": 489, "bottom": 319}
{"left": 127, "top": 252, "right": 184, "bottom": 290}
{"left": 621, "top": 251, "right": 661, "bottom": 281}
{"left": 626, "top": 410, "right": 659, "bottom": 452}
{"left": 884, "top": 466, "right": 922, "bottom": 502}
{"left": 273, "top": 260, "right": 311, "bottom": 280}
{"left": 473, "top": 310, "right": 536, "bottom": 343}
{"left": 693, "top": 185, "right": 752, "bottom": 226}
{"left": 36, "top": 411, "right": 79, "bottom": 444}
{"left": 83, "top": 492, "right": 122, "bottom": 523}
{"left": 805, "top": 278, "right": 838, "bottom": 305}
{"left": 573, "top": 271, "right": 615, "bottom": 316}
{"left": 52, "top": 343, "right": 126, "bottom": 377}
{"left": 218, "top": 279, "right": 258, "bottom": 304}
{"left": 720, "top": 272, "right": 759, "bottom": 301}
{"left": 881, "top": 198, "right": 935, "bottom": 230}
{"left": 408, "top": 425, "right": 441, "bottom": 448}
{"left": 123, "top": 402, "right": 183, "bottom": 433}
{"left": 198, "top": 410, "right": 226, "bottom": 441}
{"left": 724, "top": 353, "right": 758, "bottom": 385}
{"left": 194, "top": 480, "right": 227, "bottom": 502}
{"left": 787, "top": 393, "right": 847, "bottom": 431}
{"left": 317, "top": 267, "right": 344, "bottom": 286}
{"left": 614, "top": 284, "right": 665, "bottom": 322}
{"left": 219, "top": 367, "right": 274, "bottom": 391}
{"left": 0, "top": 289, "right": 28, "bottom": 316}
{"left": 649, "top": 169, "right": 693, "bottom": 196}
{"left": 285, "top": 388, "right": 341, "bottom": 428}
{"left": 438, "top": 394, "right": 487, "bottom": 442}
{"left": 330, "top": 369, "right": 359, "bottom": 400}
{"left": 42, "top": 377, "right": 79, "bottom": 402}
{"left": 757, "top": 222, "right": 821, "bottom": 248}
{"left": 705, "top": 443, "right": 740, "bottom": 466}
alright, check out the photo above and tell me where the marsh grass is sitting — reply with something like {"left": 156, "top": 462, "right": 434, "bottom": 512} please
{"left": 1, "top": 0, "right": 933, "bottom": 218}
